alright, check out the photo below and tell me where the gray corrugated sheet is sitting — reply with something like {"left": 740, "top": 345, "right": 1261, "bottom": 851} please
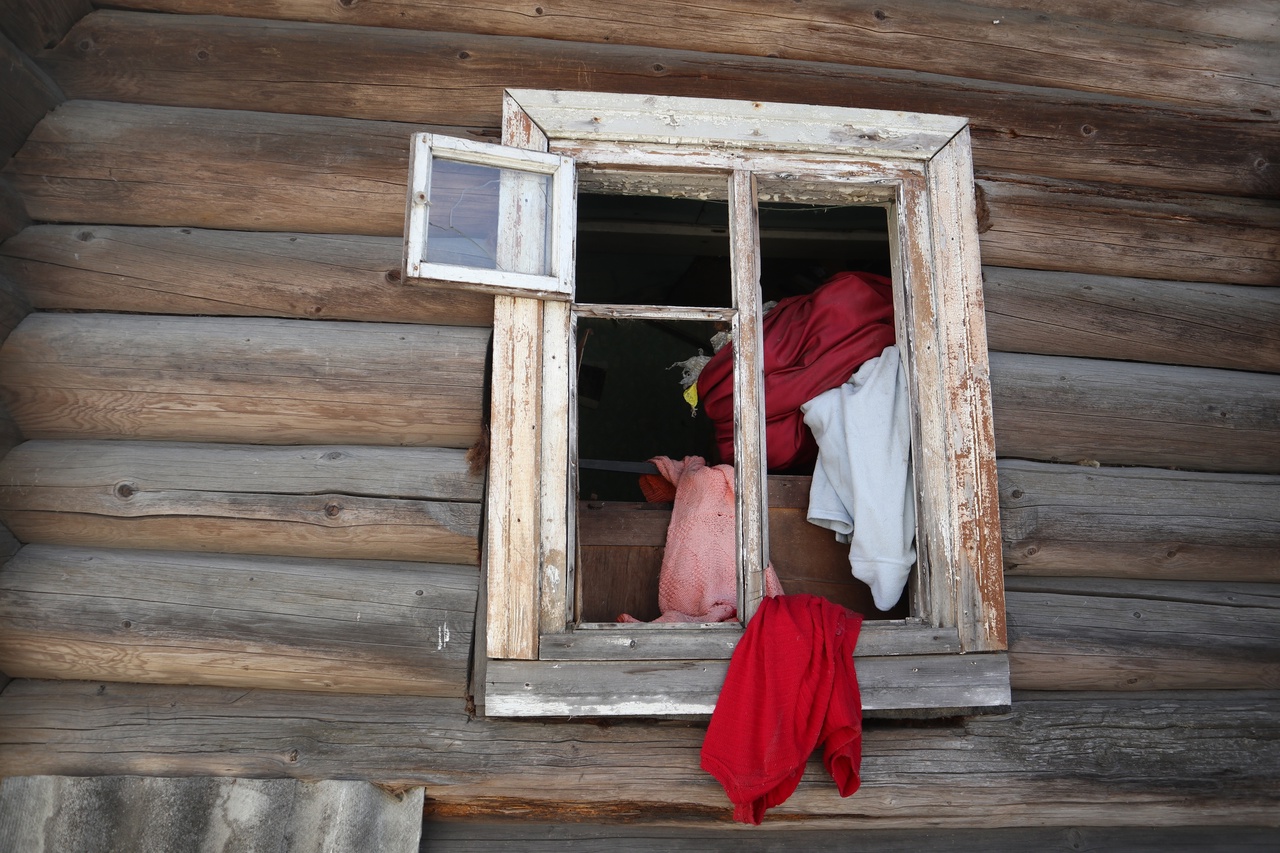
{"left": 0, "top": 776, "right": 422, "bottom": 853}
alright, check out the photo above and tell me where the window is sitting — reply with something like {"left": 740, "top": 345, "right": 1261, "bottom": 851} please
{"left": 404, "top": 90, "right": 1009, "bottom": 718}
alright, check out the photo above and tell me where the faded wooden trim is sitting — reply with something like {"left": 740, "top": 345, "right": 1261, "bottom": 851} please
{"left": 485, "top": 653, "right": 1009, "bottom": 717}
{"left": 0, "top": 544, "right": 478, "bottom": 695}
{"left": 538, "top": 622, "right": 959, "bottom": 661}
{"left": 727, "top": 169, "right": 767, "bottom": 623}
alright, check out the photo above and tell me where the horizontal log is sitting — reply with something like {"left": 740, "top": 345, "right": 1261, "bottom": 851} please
{"left": 1, "top": 679, "right": 1277, "bottom": 826}
{"left": 976, "top": 172, "right": 1280, "bottom": 286}
{"left": 5, "top": 226, "right": 1271, "bottom": 375}
{"left": 34, "top": 11, "right": 1280, "bottom": 197}
{"left": 0, "top": 440, "right": 482, "bottom": 564}
{"left": 0, "top": 544, "right": 477, "bottom": 695}
{"left": 420, "top": 823, "right": 1280, "bottom": 852}
{"left": 999, "top": 460, "right": 1280, "bottom": 581}
{"left": 972, "top": 1, "right": 1280, "bottom": 43}
{"left": 1006, "top": 577, "right": 1280, "bottom": 690}
{"left": 83, "top": 4, "right": 1279, "bottom": 113}
{"left": 0, "top": 31, "right": 63, "bottom": 166}
{"left": 8, "top": 101, "right": 1274, "bottom": 286}
{"left": 0, "top": 224, "right": 492, "bottom": 326}
{"left": 3, "top": 100, "right": 479, "bottom": 238}
{"left": 0, "top": 312, "right": 487, "bottom": 446}
{"left": 983, "top": 267, "right": 1280, "bottom": 373}
{"left": 988, "top": 353, "right": 1280, "bottom": 473}
{"left": 0, "top": 0, "right": 89, "bottom": 54}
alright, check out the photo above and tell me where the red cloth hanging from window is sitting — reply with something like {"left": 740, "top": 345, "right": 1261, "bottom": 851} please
{"left": 700, "top": 593, "right": 863, "bottom": 824}
{"left": 696, "top": 271, "right": 895, "bottom": 471}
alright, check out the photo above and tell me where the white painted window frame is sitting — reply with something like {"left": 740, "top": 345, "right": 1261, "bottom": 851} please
{"left": 409, "top": 90, "right": 1009, "bottom": 718}
{"left": 404, "top": 132, "right": 576, "bottom": 300}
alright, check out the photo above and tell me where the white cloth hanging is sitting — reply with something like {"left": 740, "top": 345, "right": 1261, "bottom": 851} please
{"left": 800, "top": 345, "right": 916, "bottom": 611}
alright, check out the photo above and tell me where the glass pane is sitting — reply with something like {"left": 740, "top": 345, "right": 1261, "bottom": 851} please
{"left": 575, "top": 192, "right": 732, "bottom": 307}
{"left": 426, "top": 157, "right": 552, "bottom": 275}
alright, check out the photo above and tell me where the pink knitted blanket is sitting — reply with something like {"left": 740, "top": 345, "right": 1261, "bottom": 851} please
{"left": 620, "top": 456, "right": 783, "bottom": 623}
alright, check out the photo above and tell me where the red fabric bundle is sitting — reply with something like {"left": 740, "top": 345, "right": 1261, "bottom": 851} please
{"left": 700, "top": 594, "right": 863, "bottom": 824}
{"left": 697, "top": 271, "right": 895, "bottom": 471}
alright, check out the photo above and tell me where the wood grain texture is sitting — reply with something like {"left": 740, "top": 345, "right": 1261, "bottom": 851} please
{"left": 420, "top": 822, "right": 1280, "bottom": 853}
{"left": 1006, "top": 577, "right": 1280, "bottom": 690}
{"left": 0, "top": 312, "right": 487, "bottom": 447}
{"left": 1, "top": 679, "right": 1277, "bottom": 827}
{"left": 983, "top": 267, "right": 1280, "bottom": 373}
{"left": 999, "top": 460, "right": 1280, "bottom": 581}
{"left": 485, "top": 652, "right": 1010, "bottom": 717}
{"left": 81, "top": 3, "right": 1280, "bottom": 112}
{"left": 0, "top": 0, "right": 90, "bottom": 53}
{"left": 0, "top": 544, "right": 477, "bottom": 695}
{"left": 0, "top": 440, "right": 482, "bottom": 564}
{"left": 988, "top": 353, "right": 1280, "bottom": 474}
{"left": 3, "top": 100, "right": 474, "bottom": 237}
{"left": 977, "top": 173, "right": 1280, "bottom": 286}
{"left": 32, "top": 11, "right": 1280, "bottom": 197}
{"left": 7, "top": 101, "right": 1274, "bottom": 286}
{"left": 0, "top": 225, "right": 493, "bottom": 326}
{"left": 0, "top": 31, "right": 63, "bottom": 166}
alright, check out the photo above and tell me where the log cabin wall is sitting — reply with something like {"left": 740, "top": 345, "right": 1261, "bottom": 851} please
{"left": 0, "top": 0, "right": 1276, "bottom": 845}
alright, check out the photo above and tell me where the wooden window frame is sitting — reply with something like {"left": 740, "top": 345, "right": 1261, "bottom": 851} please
{"left": 408, "top": 90, "right": 1009, "bottom": 718}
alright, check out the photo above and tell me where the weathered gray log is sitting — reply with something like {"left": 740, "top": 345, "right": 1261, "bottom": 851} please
{"left": 420, "top": 822, "right": 1280, "bottom": 852}
{"left": 0, "top": 776, "right": 424, "bottom": 853}
{"left": 0, "top": 544, "right": 477, "bottom": 695}
{"left": 1006, "top": 576, "right": 1280, "bottom": 690}
{"left": 0, "top": 0, "right": 90, "bottom": 53}
{"left": 32, "top": 11, "right": 1280, "bottom": 197}
{"left": 71, "top": 4, "right": 1280, "bottom": 112}
{"left": 998, "top": 460, "right": 1280, "bottom": 581}
{"left": 1, "top": 679, "right": 1277, "bottom": 827}
{"left": 0, "top": 224, "right": 493, "bottom": 326}
{"left": 0, "top": 440, "right": 482, "bottom": 564}
{"left": 988, "top": 353, "right": 1280, "bottom": 473}
{"left": 976, "top": 172, "right": 1280, "bottom": 286}
{"left": 8, "top": 101, "right": 1275, "bottom": 285}
{"left": 0, "top": 31, "right": 63, "bottom": 167}
{"left": 0, "top": 312, "right": 487, "bottom": 447}
{"left": 983, "top": 267, "right": 1280, "bottom": 373}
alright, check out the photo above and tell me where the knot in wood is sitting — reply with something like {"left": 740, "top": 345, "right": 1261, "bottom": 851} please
{"left": 114, "top": 482, "right": 136, "bottom": 499}
{"left": 324, "top": 501, "right": 342, "bottom": 518}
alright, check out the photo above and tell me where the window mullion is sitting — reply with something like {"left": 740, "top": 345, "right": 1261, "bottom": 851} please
{"left": 728, "top": 170, "right": 769, "bottom": 624}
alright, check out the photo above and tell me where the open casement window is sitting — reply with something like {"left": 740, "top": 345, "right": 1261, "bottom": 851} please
{"left": 405, "top": 90, "right": 1009, "bottom": 718}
